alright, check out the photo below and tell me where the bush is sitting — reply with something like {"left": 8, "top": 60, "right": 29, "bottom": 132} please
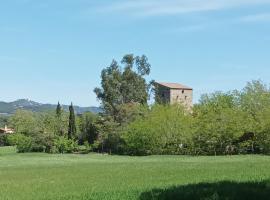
{"left": 7, "top": 133, "right": 79, "bottom": 154}
{"left": 8, "top": 134, "right": 33, "bottom": 153}
{"left": 31, "top": 133, "right": 56, "bottom": 153}
{"left": 122, "top": 105, "right": 193, "bottom": 156}
{"left": 0, "top": 134, "right": 9, "bottom": 146}
{"left": 53, "top": 137, "right": 78, "bottom": 153}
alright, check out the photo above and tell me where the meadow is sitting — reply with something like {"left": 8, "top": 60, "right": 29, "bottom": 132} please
{"left": 1, "top": 147, "right": 270, "bottom": 200}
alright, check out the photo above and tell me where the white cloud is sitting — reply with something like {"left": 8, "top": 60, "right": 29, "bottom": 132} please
{"left": 239, "top": 13, "right": 270, "bottom": 22}
{"left": 98, "top": 0, "right": 270, "bottom": 17}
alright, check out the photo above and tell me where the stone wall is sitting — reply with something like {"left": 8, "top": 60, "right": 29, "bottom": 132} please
{"left": 156, "top": 85, "right": 171, "bottom": 104}
{"left": 170, "top": 89, "right": 193, "bottom": 109}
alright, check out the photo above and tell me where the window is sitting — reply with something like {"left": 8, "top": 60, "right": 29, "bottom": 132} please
{"left": 185, "top": 96, "right": 187, "bottom": 100}
{"left": 182, "top": 90, "right": 185, "bottom": 94}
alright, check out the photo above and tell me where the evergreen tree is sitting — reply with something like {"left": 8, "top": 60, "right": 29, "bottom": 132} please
{"left": 68, "top": 103, "right": 76, "bottom": 139}
{"left": 55, "top": 102, "right": 65, "bottom": 136}
{"left": 56, "top": 102, "right": 62, "bottom": 118}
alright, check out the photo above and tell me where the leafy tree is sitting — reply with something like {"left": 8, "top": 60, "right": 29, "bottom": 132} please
{"left": 94, "top": 54, "right": 151, "bottom": 122}
{"left": 235, "top": 80, "right": 270, "bottom": 153}
{"left": 9, "top": 110, "right": 37, "bottom": 135}
{"left": 68, "top": 103, "right": 77, "bottom": 139}
{"left": 122, "top": 104, "right": 193, "bottom": 155}
{"left": 94, "top": 115, "right": 121, "bottom": 154}
{"left": 193, "top": 92, "right": 245, "bottom": 155}
{"left": 78, "top": 112, "right": 98, "bottom": 145}
{"left": 54, "top": 102, "right": 67, "bottom": 136}
{"left": 0, "top": 115, "right": 9, "bottom": 128}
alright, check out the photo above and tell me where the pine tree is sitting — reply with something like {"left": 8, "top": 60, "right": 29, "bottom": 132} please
{"left": 68, "top": 103, "right": 76, "bottom": 139}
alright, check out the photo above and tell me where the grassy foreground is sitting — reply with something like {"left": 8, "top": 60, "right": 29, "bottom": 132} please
{"left": 1, "top": 147, "right": 270, "bottom": 200}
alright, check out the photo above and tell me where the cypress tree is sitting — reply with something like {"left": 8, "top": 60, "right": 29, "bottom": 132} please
{"left": 56, "top": 102, "right": 64, "bottom": 136}
{"left": 56, "top": 102, "right": 62, "bottom": 118}
{"left": 68, "top": 103, "right": 76, "bottom": 139}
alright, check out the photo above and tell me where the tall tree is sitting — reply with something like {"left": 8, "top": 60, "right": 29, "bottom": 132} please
{"left": 9, "top": 110, "right": 37, "bottom": 135}
{"left": 94, "top": 54, "right": 151, "bottom": 121}
{"left": 68, "top": 103, "right": 76, "bottom": 139}
{"left": 56, "top": 102, "right": 62, "bottom": 118}
{"left": 78, "top": 112, "right": 98, "bottom": 145}
{"left": 55, "top": 102, "right": 65, "bottom": 136}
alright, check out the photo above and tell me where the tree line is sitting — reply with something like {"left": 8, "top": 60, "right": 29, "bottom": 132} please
{"left": 1, "top": 54, "right": 270, "bottom": 155}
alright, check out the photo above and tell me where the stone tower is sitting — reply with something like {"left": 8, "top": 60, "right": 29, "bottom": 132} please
{"left": 155, "top": 82, "right": 193, "bottom": 109}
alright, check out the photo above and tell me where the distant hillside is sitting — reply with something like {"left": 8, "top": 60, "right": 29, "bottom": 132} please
{"left": 0, "top": 99, "right": 102, "bottom": 115}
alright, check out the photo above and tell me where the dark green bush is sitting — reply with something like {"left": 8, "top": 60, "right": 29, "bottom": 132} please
{"left": 0, "top": 134, "right": 9, "bottom": 146}
{"left": 8, "top": 134, "right": 33, "bottom": 153}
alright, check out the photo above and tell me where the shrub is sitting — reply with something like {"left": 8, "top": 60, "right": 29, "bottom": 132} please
{"left": 53, "top": 137, "right": 78, "bottom": 153}
{"left": 122, "top": 105, "right": 193, "bottom": 156}
{"left": 0, "top": 134, "right": 9, "bottom": 146}
{"left": 8, "top": 134, "right": 33, "bottom": 153}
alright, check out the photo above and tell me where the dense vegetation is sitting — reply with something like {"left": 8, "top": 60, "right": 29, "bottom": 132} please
{"left": 1, "top": 146, "right": 270, "bottom": 200}
{"left": 122, "top": 80, "right": 270, "bottom": 156}
{"left": 1, "top": 54, "right": 270, "bottom": 156}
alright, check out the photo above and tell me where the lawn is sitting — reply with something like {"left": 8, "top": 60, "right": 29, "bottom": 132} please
{"left": 0, "top": 147, "right": 270, "bottom": 200}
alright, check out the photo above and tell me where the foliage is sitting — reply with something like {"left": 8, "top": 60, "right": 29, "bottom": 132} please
{"left": 53, "top": 136, "right": 78, "bottom": 153}
{"left": 7, "top": 133, "right": 33, "bottom": 153}
{"left": 7, "top": 108, "right": 75, "bottom": 153}
{"left": 68, "top": 103, "right": 77, "bottom": 139}
{"left": 55, "top": 102, "right": 68, "bottom": 136}
{"left": 56, "top": 102, "right": 62, "bottom": 118}
{"left": 0, "top": 115, "right": 9, "bottom": 128}
{"left": 94, "top": 54, "right": 152, "bottom": 122}
{"left": 93, "top": 115, "right": 122, "bottom": 154}
{"left": 192, "top": 92, "right": 246, "bottom": 155}
{"left": 78, "top": 112, "right": 98, "bottom": 145}
{"left": 121, "top": 80, "right": 270, "bottom": 156}
{"left": 5, "top": 79, "right": 270, "bottom": 156}
{"left": 122, "top": 104, "right": 193, "bottom": 155}
{"left": 0, "top": 134, "right": 9, "bottom": 146}
{"left": 9, "top": 110, "right": 37, "bottom": 135}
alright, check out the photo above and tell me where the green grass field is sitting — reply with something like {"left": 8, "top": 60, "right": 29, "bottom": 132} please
{"left": 1, "top": 147, "right": 270, "bottom": 200}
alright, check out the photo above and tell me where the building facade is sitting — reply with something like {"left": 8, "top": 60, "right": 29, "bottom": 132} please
{"left": 155, "top": 82, "right": 193, "bottom": 109}
{"left": 0, "top": 125, "right": 14, "bottom": 135}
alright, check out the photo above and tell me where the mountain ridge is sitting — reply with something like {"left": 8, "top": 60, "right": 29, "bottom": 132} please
{"left": 0, "top": 99, "right": 101, "bottom": 115}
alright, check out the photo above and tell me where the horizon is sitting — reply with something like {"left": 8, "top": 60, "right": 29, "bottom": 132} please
{"left": 1, "top": 1, "right": 270, "bottom": 107}
{"left": 0, "top": 98, "right": 97, "bottom": 108}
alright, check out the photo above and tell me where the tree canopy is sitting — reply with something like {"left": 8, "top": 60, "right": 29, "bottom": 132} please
{"left": 94, "top": 54, "right": 151, "bottom": 121}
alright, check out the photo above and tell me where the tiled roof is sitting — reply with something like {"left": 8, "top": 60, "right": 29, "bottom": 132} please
{"left": 156, "top": 82, "right": 193, "bottom": 90}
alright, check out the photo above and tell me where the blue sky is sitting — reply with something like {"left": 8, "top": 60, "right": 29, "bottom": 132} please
{"left": 0, "top": 0, "right": 270, "bottom": 106}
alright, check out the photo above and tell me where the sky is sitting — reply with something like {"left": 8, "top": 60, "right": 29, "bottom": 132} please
{"left": 0, "top": 0, "right": 270, "bottom": 107}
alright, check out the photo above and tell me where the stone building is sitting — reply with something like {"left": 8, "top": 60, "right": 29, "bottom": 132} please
{"left": 155, "top": 82, "right": 193, "bottom": 109}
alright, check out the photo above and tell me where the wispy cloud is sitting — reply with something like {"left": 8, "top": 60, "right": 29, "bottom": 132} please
{"left": 239, "top": 13, "right": 270, "bottom": 22}
{"left": 98, "top": 0, "right": 270, "bottom": 17}
{"left": 165, "top": 24, "right": 207, "bottom": 34}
